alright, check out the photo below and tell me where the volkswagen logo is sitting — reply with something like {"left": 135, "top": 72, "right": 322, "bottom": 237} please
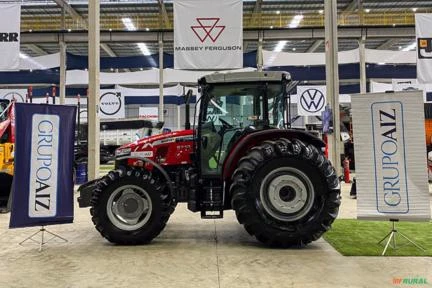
{"left": 300, "top": 89, "right": 325, "bottom": 113}
{"left": 99, "top": 92, "right": 122, "bottom": 116}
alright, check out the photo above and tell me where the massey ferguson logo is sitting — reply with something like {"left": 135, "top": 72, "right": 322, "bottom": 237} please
{"left": 174, "top": 17, "right": 241, "bottom": 52}
{"left": 191, "top": 18, "right": 225, "bottom": 43}
{"left": 99, "top": 92, "right": 122, "bottom": 116}
{"left": 418, "top": 38, "right": 432, "bottom": 59}
{"left": 300, "top": 89, "right": 326, "bottom": 113}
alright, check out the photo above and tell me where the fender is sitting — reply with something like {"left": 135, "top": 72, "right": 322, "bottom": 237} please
{"left": 222, "top": 129, "right": 325, "bottom": 181}
{"left": 78, "top": 155, "right": 175, "bottom": 208}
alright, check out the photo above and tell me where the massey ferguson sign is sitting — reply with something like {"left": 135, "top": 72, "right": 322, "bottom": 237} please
{"left": 174, "top": 0, "right": 243, "bottom": 69}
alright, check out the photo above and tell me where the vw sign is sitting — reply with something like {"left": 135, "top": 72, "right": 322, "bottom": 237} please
{"left": 297, "top": 86, "right": 327, "bottom": 116}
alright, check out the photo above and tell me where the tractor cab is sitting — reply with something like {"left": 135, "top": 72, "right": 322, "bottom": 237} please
{"left": 198, "top": 72, "right": 288, "bottom": 177}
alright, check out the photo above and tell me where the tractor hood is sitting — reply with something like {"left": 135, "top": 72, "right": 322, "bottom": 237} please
{"left": 115, "top": 129, "right": 194, "bottom": 158}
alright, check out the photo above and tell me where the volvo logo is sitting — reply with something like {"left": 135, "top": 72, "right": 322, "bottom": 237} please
{"left": 299, "top": 89, "right": 325, "bottom": 113}
{"left": 2, "top": 92, "right": 24, "bottom": 103}
{"left": 99, "top": 92, "right": 122, "bottom": 116}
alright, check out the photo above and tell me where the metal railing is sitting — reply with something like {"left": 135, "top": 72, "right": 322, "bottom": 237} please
{"left": 19, "top": 11, "right": 425, "bottom": 32}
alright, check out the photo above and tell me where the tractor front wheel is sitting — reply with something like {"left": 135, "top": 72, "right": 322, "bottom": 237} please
{"left": 90, "top": 167, "right": 174, "bottom": 245}
{"left": 230, "top": 138, "right": 341, "bottom": 247}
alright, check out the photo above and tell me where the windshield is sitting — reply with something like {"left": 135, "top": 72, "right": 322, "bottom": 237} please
{"left": 199, "top": 82, "right": 285, "bottom": 176}
{"left": 203, "top": 82, "right": 284, "bottom": 128}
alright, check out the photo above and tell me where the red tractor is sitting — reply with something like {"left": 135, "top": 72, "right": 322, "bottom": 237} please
{"left": 78, "top": 71, "right": 341, "bottom": 247}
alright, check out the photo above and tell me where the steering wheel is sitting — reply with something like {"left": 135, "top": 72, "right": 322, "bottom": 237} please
{"left": 219, "top": 118, "right": 234, "bottom": 130}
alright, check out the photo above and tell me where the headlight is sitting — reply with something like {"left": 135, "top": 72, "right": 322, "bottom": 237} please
{"left": 115, "top": 147, "right": 131, "bottom": 157}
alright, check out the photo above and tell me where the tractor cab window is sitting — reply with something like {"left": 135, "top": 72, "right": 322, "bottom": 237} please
{"left": 0, "top": 100, "right": 8, "bottom": 122}
{"left": 200, "top": 82, "right": 284, "bottom": 176}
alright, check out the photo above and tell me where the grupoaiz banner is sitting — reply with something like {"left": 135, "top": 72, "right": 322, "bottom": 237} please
{"left": 174, "top": 0, "right": 243, "bottom": 69}
{"left": 0, "top": 5, "right": 20, "bottom": 70}
{"left": 416, "top": 14, "right": 432, "bottom": 84}
{"left": 351, "top": 91, "right": 430, "bottom": 221}
{"left": 10, "top": 104, "right": 76, "bottom": 228}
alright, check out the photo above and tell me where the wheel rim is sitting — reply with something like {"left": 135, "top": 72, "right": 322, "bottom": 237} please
{"left": 259, "top": 167, "right": 315, "bottom": 222}
{"left": 106, "top": 185, "right": 152, "bottom": 231}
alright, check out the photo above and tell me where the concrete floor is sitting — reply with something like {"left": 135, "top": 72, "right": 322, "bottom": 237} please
{"left": 0, "top": 183, "right": 431, "bottom": 288}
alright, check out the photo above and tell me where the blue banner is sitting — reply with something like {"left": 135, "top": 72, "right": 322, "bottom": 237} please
{"left": 9, "top": 104, "right": 76, "bottom": 228}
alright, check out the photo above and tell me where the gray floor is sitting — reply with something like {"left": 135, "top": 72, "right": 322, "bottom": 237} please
{"left": 0, "top": 183, "right": 431, "bottom": 288}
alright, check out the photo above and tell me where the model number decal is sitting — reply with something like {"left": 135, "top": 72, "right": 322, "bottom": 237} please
{"left": 131, "top": 151, "right": 154, "bottom": 158}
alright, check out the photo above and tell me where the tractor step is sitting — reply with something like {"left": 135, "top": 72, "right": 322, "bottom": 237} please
{"left": 201, "top": 210, "right": 224, "bottom": 219}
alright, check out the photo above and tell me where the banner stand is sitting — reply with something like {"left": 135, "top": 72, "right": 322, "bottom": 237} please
{"left": 18, "top": 226, "right": 68, "bottom": 252}
{"left": 378, "top": 219, "right": 425, "bottom": 256}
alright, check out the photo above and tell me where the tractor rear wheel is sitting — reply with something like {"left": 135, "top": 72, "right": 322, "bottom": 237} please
{"left": 230, "top": 138, "right": 341, "bottom": 247}
{"left": 90, "top": 167, "right": 174, "bottom": 244}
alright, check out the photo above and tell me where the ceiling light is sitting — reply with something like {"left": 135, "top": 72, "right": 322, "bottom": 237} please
{"left": 398, "top": 46, "right": 402, "bottom": 50}
{"left": 29, "top": 29, "right": 32, "bottom": 32}
{"left": 109, "top": 28, "right": 112, "bottom": 32}
{"left": 145, "top": 27, "right": 150, "bottom": 31}
{"left": 19, "top": 52, "right": 29, "bottom": 59}
{"left": 270, "top": 26, "right": 273, "bottom": 29}
{"left": 288, "top": 15, "right": 303, "bottom": 28}
{"left": 364, "top": 9, "right": 370, "bottom": 13}
{"left": 392, "top": 23, "right": 396, "bottom": 27}
{"left": 68, "top": 28, "right": 72, "bottom": 32}
{"left": 274, "top": 40, "right": 287, "bottom": 52}
{"left": 137, "top": 43, "right": 151, "bottom": 56}
{"left": 412, "top": 8, "right": 418, "bottom": 12}
{"left": 140, "top": 68, "right": 144, "bottom": 71}
{"left": 378, "top": 62, "right": 385, "bottom": 65}
{"left": 318, "top": 10, "right": 323, "bottom": 14}
{"left": 292, "top": 47, "right": 296, "bottom": 51}
{"left": 276, "top": 10, "right": 281, "bottom": 15}
{"left": 122, "top": 17, "right": 137, "bottom": 31}
{"left": 401, "top": 41, "right": 416, "bottom": 51}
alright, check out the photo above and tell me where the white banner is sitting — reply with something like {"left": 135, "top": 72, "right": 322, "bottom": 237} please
{"left": 352, "top": 91, "right": 430, "bottom": 221}
{"left": 0, "top": 5, "right": 20, "bottom": 70}
{"left": 296, "top": 86, "right": 326, "bottom": 116}
{"left": 0, "top": 89, "right": 26, "bottom": 102}
{"left": 416, "top": 14, "right": 432, "bottom": 83}
{"left": 139, "top": 107, "right": 159, "bottom": 121}
{"left": 99, "top": 90, "right": 125, "bottom": 119}
{"left": 174, "top": 0, "right": 243, "bottom": 69}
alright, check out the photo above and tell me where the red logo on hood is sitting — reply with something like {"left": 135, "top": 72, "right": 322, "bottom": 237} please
{"left": 191, "top": 18, "right": 225, "bottom": 43}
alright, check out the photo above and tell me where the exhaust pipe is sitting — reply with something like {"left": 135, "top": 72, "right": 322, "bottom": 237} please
{"left": 184, "top": 89, "right": 193, "bottom": 130}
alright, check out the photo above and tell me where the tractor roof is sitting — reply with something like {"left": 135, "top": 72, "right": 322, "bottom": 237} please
{"left": 202, "top": 71, "right": 291, "bottom": 84}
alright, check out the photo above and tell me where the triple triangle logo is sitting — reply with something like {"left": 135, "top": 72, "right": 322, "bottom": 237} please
{"left": 191, "top": 18, "right": 225, "bottom": 43}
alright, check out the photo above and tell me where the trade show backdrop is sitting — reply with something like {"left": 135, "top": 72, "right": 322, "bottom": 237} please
{"left": 0, "top": 4, "right": 20, "bottom": 70}
{"left": 416, "top": 14, "right": 432, "bottom": 84}
{"left": 10, "top": 104, "right": 76, "bottom": 228}
{"left": 351, "top": 91, "right": 430, "bottom": 221}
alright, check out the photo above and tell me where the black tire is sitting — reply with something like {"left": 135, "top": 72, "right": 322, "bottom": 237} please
{"left": 230, "top": 138, "right": 341, "bottom": 248}
{"left": 0, "top": 173, "right": 13, "bottom": 210}
{"left": 90, "top": 167, "right": 174, "bottom": 245}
